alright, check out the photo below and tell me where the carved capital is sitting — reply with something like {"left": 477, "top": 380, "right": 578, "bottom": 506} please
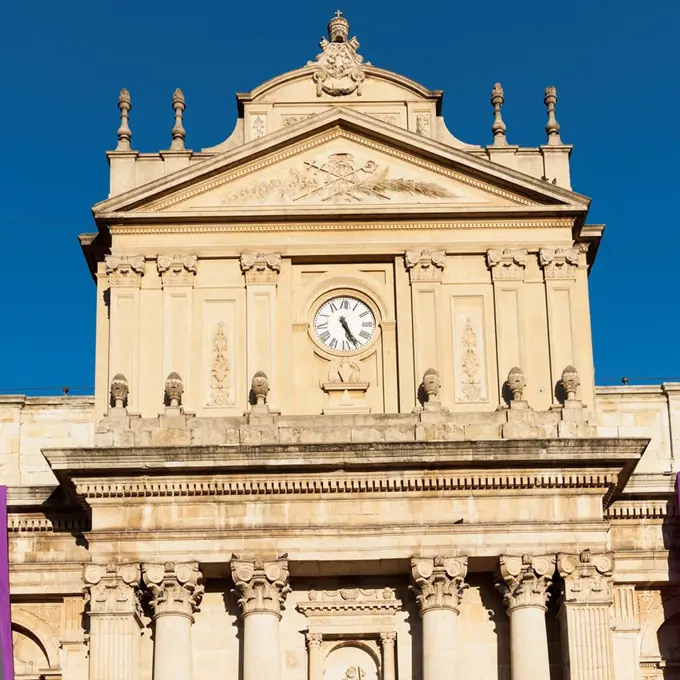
{"left": 558, "top": 550, "right": 614, "bottom": 605}
{"left": 486, "top": 249, "right": 527, "bottom": 281}
{"left": 410, "top": 556, "right": 468, "bottom": 614}
{"left": 405, "top": 249, "right": 445, "bottom": 282}
{"left": 379, "top": 631, "right": 397, "bottom": 647}
{"left": 231, "top": 558, "right": 290, "bottom": 618}
{"left": 83, "top": 563, "right": 142, "bottom": 617}
{"left": 156, "top": 254, "right": 198, "bottom": 286}
{"left": 143, "top": 562, "right": 203, "bottom": 619}
{"left": 240, "top": 252, "right": 281, "bottom": 284}
{"left": 105, "top": 255, "right": 145, "bottom": 286}
{"left": 306, "top": 632, "right": 323, "bottom": 648}
{"left": 497, "top": 554, "right": 555, "bottom": 611}
{"left": 539, "top": 247, "right": 582, "bottom": 279}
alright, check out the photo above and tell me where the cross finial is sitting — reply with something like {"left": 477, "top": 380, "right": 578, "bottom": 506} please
{"left": 335, "top": 9, "right": 343, "bottom": 17}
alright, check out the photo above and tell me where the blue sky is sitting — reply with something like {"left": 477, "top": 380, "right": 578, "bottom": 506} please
{"left": 1, "top": 0, "right": 678, "bottom": 394}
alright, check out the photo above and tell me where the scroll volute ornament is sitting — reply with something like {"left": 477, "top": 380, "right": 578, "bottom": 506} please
{"left": 83, "top": 563, "right": 142, "bottom": 616}
{"left": 410, "top": 556, "right": 468, "bottom": 614}
{"left": 231, "top": 558, "right": 290, "bottom": 617}
{"left": 143, "top": 562, "right": 204, "bottom": 617}
{"left": 557, "top": 550, "right": 614, "bottom": 604}
{"left": 497, "top": 554, "right": 556, "bottom": 611}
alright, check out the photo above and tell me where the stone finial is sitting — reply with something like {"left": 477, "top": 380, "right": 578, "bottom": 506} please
{"left": 170, "top": 88, "right": 186, "bottom": 151}
{"left": 561, "top": 365, "right": 580, "bottom": 402}
{"left": 419, "top": 368, "right": 442, "bottom": 411}
{"left": 110, "top": 373, "right": 129, "bottom": 409}
{"left": 328, "top": 9, "right": 350, "bottom": 42}
{"left": 544, "top": 86, "right": 562, "bottom": 145}
{"left": 251, "top": 371, "right": 270, "bottom": 407}
{"left": 116, "top": 88, "right": 132, "bottom": 151}
{"left": 490, "top": 83, "right": 507, "bottom": 146}
{"left": 507, "top": 366, "right": 526, "bottom": 402}
{"left": 164, "top": 372, "right": 184, "bottom": 408}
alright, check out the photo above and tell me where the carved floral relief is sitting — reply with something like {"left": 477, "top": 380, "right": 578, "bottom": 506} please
{"left": 208, "top": 322, "right": 232, "bottom": 406}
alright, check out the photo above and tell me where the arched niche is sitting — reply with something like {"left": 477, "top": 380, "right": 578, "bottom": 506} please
{"left": 323, "top": 641, "right": 380, "bottom": 680}
{"left": 11, "top": 608, "right": 61, "bottom": 672}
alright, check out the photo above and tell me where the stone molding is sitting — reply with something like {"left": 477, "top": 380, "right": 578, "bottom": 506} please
{"left": 410, "top": 555, "right": 468, "bottom": 614}
{"left": 105, "top": 255, "right": 145, "bottom": 286}
{"left": 297, "top": 587, "right": 401, "bottom": 617}
{"left": 605, "top": 500, "right": 671, "bottom": 519}
{"left": 156, "top": 254, "right": 198, "bottom": 286}
{"left": 539, "top": 247, "right": 582, "bottom": 280}
{"left": 557, "top": 550, "right": 614, "bottom": 605}
{"left": 83, "top": 563, "right": 142, "bottom": 617}
{"left": 231, "top": 558, "right": 290, "bottom": 618}
{"left": 486, "top": 248, "right": 528, "bottom": 281}
{"left": 240, "top": 252, "right": 282, "bottom": 284}
{"left": 142, "top": 562, "right": 204, "bottom": 619}
{"left": 404, "top": 249, "right": 446, "bottom": 282}
{"left": 497, "top": 554, "right": 556, "bottom": 612}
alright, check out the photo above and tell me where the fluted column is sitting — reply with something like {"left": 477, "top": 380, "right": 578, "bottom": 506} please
{"left": 83, "top": 563, "right": 143, "bottom": 680}
{"left": 411, "top": 556, "right": 468, "bottom": 680}
{"left": 557, "top": 551, "right": 615, "bottom": 680}
{"left": 232, "top": 558, "right": 290, "bottom": 680}
{"left": 143, "top": 562, "right": 203, "bottom": 680}
{"left": 379, "top": 632, "right": 396, "bottom": 680}
{"left": 497, "top": 554, "right": 556, "bottom": 680}
{"left": 306, "top": 632, "right": 323, "bottom": 680}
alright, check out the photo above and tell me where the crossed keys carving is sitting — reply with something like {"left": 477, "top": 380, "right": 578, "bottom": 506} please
{"left": 297, "top": 153, "right": 385, "bottom": 202}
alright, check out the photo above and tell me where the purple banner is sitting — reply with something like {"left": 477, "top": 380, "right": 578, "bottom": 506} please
{"left": 0, "top": 486, "right": 13, "bottom": 680}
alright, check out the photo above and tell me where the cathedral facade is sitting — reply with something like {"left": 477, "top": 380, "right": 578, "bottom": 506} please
{"left": 4, "top": 12, "right": 680, "bottom": 680}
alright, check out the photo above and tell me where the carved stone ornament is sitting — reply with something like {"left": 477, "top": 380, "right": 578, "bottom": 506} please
{"left": 404, "top": 249, "right": 446, "bottom": 282}
{"left": 142, "top": 562, "right": 204, "bottom": 618}
{"left": 410, "top": 556, "right": 468, "bottom": 614}
{"left": 507, "top": 366, "right": 526, "bottom": 402}
{"left": 561, "top": 365, "right": 580, "bottom": 401}
{"left": 415, "top": 113, "right": 431, "bottom": 137}
{"left": 156, "top": 254, "right": 198, "bottom": 285}
{"left": 539, "top": 247, "right": 581, "bottom": 279}
{"left": 298, "top": 586, "right": 400, "bottom": 617}
{"left": 308, "top": 12, "right": 368, "bottom": 97}
{"left": 105, "top": 255, "right": 145, "bottom": 286}
{"left": 164, "top": 372, "right": 184, "bottom": 408}
{"left": 240, "top": 252, "right": 282, "bottom": 284}
{"left": 231, "top": 558, "right": 290, "bottom": 618}
{"left": 459, "top": 318, "right": 483, "bottom": 402}
{"left": 496, "top": 554, "right": 556, "bottom": 612}
{"left": 209, "top": 322, "right": 231, "bottom": 406}
{"left": 251, "top": 371, "right": 270, "bottom": 406}
{"left": 486, "top": 249, "right": 527, "bottom": 281}
{"left": 557, "top": 550, "right": 614, "bottom": 605}
{"left": 110, "top": 373, "right": 129, "bottom": 409}
{"left": 422, "top": 368, "right": 440, "bottom": 402}
{"left": 83, "top": 563, "right": 142, "bottom": 617}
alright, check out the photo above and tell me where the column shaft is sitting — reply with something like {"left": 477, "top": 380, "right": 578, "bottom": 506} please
{"left": 153, "top": 612, "right": 194, "bottom": 680}
{"left": 379, "top": 632, "right": 396, "bottom": 680}
{"left": 509, "top": 606, "right": 550, "bottom": 680}
{"left": 244, "top": 613, "right": 281, "bottom": 680}
{"left": 422, "top": 609, "right": 457, "bottom": 680}
{"left": 307, "top": 634, "right": 323, "bottom": 680}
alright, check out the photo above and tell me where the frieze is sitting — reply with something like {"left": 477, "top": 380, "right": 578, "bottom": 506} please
{"left": 298, "top": 587, "right": 401, "bottom": 616}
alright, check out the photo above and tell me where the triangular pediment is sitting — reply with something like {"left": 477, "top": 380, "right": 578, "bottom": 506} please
{"left": 93, "top": 108, "right": 590, "bottom": 220}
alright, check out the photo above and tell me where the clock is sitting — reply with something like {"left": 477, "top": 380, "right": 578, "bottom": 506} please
{"left": 313, "top": 295, "right": 377, "bottom": 353}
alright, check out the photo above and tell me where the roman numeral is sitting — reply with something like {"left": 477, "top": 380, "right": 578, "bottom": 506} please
{"left": 341, "top": 340, "right": 349, "bottom": 351}
{"left": 359, "top": 330, "right": 371, "bottom": 340}
{"left": 316, "top": 322, "right": 328, "bottom": 330}
{"left": 319, "top": 331, "right": 331, "bottom": 342}
{"left": 359, "top": 310, "right": 370, "bottom": 317}
{"left": 329, "top": 302, "right": 337, "bottom": 312}
{"left": 340, "top": 299, "right": 350, "bottom": 310}
{"left": 329, "top": 337, "right": 338, "bottom": 349}
{"left": 353, "top": 302, "right": 358, "bottom": 311}
{"left": 362, "top": 321, "right": 373, "bottom": 327}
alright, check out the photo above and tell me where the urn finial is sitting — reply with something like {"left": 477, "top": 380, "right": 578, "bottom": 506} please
{"left": 164, "top": 372, "right": 184, "bottom": 408}
{"left": 491, "top": 82, "right": 507, "bottom": 145}
{"left": 561, "top": 365, "right": 580, "bottom": 401}
{"left": 506, "top": 366, "right": 527, "bottom": 407}
{"left": 544, "top": 85, "right": 562, "bottom": 145}
{"left": 170, "top": 88, "right": 186, "bottom": 151}
{"left": 251, "top": 371, "right": 270, "bottom": 407}
{"left": 116, "top": 88, "right": 132, "bottom": 151}
{"left": 110, "top": 373, "right": 129, "bottom": 409}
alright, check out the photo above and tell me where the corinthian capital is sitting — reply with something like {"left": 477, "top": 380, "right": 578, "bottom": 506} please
{"left": 486, "top": 249, "right": 527, "bottom": 281}
{"left": 156, "top": 254, "right": 198, "bottom": 286}
{"left": 105, "top": 255, "right": 145, "bottom": 286}
{"left": 557, "top": 550, "right": 614, "bottom": 604}
{"left": 410, "top": 555, "right": 468, "bottom": 614}
{"left": 404, "top": 249, "right": 446, "bottom": 282}
{"left": 143, "top": 562, "right": 204, "bottom": 618}
{"left": 497, "top": 554, "right": 556, "bottom": 611}
{"left": 83, "top": 563, "right": 142, "bottom": 616}
{"left": 240, "top": 252, "right": 281, "bottom": 284}
{"left": 539, "top": 246, "right": 583, "bottom": 280}
{"left": 231, "top": 558, "right": 290, "bottom": 618}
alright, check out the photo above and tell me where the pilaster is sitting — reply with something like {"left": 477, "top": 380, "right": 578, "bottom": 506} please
{"left": 241, "top": 253, "right": 281, "bottom": 410}
{"left": 379, "top": 631, "right": 397, "bottom": 680}
{"left": 611, "top": 585, "right": 641, "bottom": 680}
{"left": 83, "top": 563, "right": 143, "bottom": 680}
{"left": 306, "top": 632, "right": 324, "bottom": 680}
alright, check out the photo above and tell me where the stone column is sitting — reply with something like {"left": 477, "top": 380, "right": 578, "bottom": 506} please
{"left": 232, "top": 558, "right": 290, "bottom": 680}
{"left": 306, "top": 632, "right": 323, "bottom": 680}
{"left": 411, "top": 556, "right": 468, "bottom": 680}
{"left": 497, "top": 554, "right": 556, "bottom": 680}
{"left": 557, "top": 551, "right": 615, "bottom": 680}
{"left": 83, "top": 563, "right": 143, "bottom": 680}
{"left": 379, "top": 632, "right": 397, "bottom": 680}
{"left": 143, "top": 562, "right": 203, "bottom": 680}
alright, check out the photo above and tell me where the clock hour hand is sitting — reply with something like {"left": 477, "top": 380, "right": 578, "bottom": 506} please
{"left": 338, "top": 315, "right": 359, "bottom": 346}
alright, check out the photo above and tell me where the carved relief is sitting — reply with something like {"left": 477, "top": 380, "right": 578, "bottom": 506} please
{"left": 209, "top": 322, "right": 232, "bottom": 406}
{"left": 223, "top": 154, "right": 453, "bottom": 206}
{"left": 156, "top": 254, "right": 198, "bottom": 285}
{"left": 539, "top": 247, "right": 582, "bottom": 279}
{"left": 404, "top": 249, "right": 445, "bottom": 282}
{"left": 83, "top": 563, "right": 142, "bottom": 616}
{"left": 497, "top": 554, "right": 556, "bottom": 611}
{"left": 231, "top": 558, "right": 290, "bottom": 618}
{"left": 240, "top": 252, "right": 282, "bottom": 283}
{"left": 297, "top": 586, "right": 401, "bottom": 616}
{"left": 557, "top": 550, "right": 614, "bottom": 604}
{"left": 486, "top": 248, "right": 527, "bottom": 281}
{"left": 282, "top": 113, "right": 315, "bottom": 126}
{"left": 411, "top": 556, "right": 468, "bottom": 613}
{"left": 459, "top": 317, "right": 482, "bottom": 402}
{"left": 142, "top": 562, "right": 204, "bottom": 618}
{"left": 105, "top": 255, "right": 145, "bottom": 286}
{"left": 309, "top": 12, "right": 367, "bottom": 97}
{"left": 415, "top": 113, "right": 431, "bottom": 137}
{"left": 363, "top": 112, "right": 399, "bottom": 126}
{"left": 252, "top": 116, "right": 266, "bottom": 139}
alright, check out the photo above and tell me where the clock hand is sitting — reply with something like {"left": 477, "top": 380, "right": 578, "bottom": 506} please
{"left": 339, "top": 316, "right": 359, "bottom": 346}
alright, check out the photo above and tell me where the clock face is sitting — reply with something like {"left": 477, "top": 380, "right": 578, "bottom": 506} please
{"left": 313, "top": 296, "right": 376, "bottom": 353}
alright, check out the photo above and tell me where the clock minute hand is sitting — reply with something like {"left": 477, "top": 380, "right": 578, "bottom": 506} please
{"left": 338, "top": 316, "right": 359, "bottom": 346}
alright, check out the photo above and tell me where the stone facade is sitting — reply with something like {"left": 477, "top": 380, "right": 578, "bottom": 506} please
{"left": 6, "top": 12, "right": 680, "bottom": 680}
